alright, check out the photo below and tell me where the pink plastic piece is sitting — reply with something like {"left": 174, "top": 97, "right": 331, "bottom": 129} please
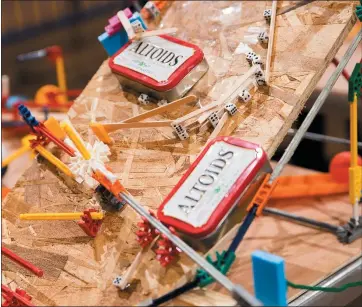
{"left": 123, "top": 8, "right": 133, "bottom": 19}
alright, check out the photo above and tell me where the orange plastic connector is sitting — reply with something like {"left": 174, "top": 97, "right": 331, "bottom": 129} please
{"left": 44, "top": 117, "right": 66, "bottom": 140}
{"left": 247, "top": 174, "right": 278, "bottom": 216}
{"left": 92, "top": 169, "right": 126, "bottom": 197}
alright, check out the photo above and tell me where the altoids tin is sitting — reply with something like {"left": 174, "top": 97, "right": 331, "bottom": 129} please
{"left": 157, "top": 136, "right": 272, "bottom": 252}
{"left": 109, "top": 35, "right": 208, "bottom": 101}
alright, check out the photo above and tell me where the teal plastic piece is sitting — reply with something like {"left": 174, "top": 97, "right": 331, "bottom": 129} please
{"left": 348, "top": 63, "right": 361, "bottom": 102}
{"left": 357, "top": 1, "right": 362, "bottom": 21}
{"left": 196, "top": 250, "right": 236, "bottom": 288}
{"left": 98, "top": 31, "right": 128, "bottom": 57}
{"left": 252, "top": 250, "right": 287, "bottom": 307}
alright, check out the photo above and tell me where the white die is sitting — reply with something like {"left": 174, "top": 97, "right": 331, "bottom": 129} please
{"left": 256, "top": 76, "right": 267, "bottom": 86}
{"left": 238, "top": 89, "right": 252, "bottom": 102}
{"left": 138, "top": 93, "right": 151, "bottom": 105}
{"left": 264, "top": 9, "right": 272, "bottom": 22}
{"left": 157, "top": 99, "right": 168, "bottom": 107}
{"left": 258, "top": 31, "right": 269, "bottom": 44}
{"left": 224, "top": 103, "right": 238, "bottom": 116}
{"left": 246, "top": 51, "right": 257, "bottom": 65}
{"left": 131, "top": 20, "right": 145, "bottom": 33}
{"left": 208, "top": 111, "right": 219, "bottom": 128}
{"left": 254, "top": 66, "right": 265, "bottom": 79}
{"left": 145, "top": 1, "right": 160, "bottom": 18}
{"left": 113, "top": 276, "right": 122, "bottom": 287}
{"left": 172, "top": 123, "right": 189, "bottom": 140}
{"left": 252, "top": 54, "right": 263, "bottom": 66}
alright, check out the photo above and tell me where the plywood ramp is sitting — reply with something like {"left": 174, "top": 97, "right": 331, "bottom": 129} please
{"left": 2, "top": 1, "right": 359, "bottom": 306}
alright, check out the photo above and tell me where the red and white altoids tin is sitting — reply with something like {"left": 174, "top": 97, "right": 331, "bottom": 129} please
{"left": 157, "top": 136, "right": 272, "bottom": 251}
{"left": 109, "top": 35, "right": 208, "bottom": 101}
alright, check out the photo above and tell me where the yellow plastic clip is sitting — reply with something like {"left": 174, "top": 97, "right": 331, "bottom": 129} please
{"left": 34, "top": 145, "right": 74, "bottom": 178}
{"left": 90, "top": 122, "right": 113, "bottom": 144}
{"left": 19, "top": 211, "right": 104, "bottom": 221}
{"left": 61, "top": 122, "right": 91, "bottom": 160}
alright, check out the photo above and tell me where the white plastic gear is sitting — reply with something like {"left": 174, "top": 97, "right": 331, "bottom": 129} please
{"left": 68, "top": 140, "right": 111, "bottom": 189}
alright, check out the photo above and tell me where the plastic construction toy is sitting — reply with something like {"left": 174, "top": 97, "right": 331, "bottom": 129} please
{"left": 357, "top": 0, "right": 362, "bottom": 21}
{"left": 2, "top": 46, "right": 81, "bottom": 130}
{"left": 98, "top": 8, "right": 147, "bottom": 57}
{"left": 16, "top": 45, "right": 81, "bottom": 106}
{"left": 1, "top": 285, "right": 34, "bottom": 307}
{"left": 263, "top": 62, "right": 362, "bottom": 244}
{"left": 1, "top": 134, "right": 37, "bottom": 178}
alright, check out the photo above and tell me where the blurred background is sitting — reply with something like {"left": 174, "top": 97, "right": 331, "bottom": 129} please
{"left": 1, "top": 1, "right": 361, "bottom": 188}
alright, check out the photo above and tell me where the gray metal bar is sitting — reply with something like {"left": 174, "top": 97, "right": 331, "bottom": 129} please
{"left": 287, "top": 129, "right": 362, "bottom": 148}
{"left": 120, "top": 192, "right": 262, "bottom": 306}
{"left": 263, "top": 207, "right": 342, "bottom": 233}
{"left": 270, "top": 30, "right": 362, "bottom": 183}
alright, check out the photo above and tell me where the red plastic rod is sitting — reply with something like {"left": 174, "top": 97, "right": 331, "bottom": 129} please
{"left": 1, "top": 285, "right": 34, "bottom": 307}
{"left": 2, "top": 246, "right": 44, "bottom": 277}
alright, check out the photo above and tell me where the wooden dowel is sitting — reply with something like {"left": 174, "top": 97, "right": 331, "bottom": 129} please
{"left": 103, "top": 120, "right": 173, "bottom": 132}
{"left": 123, "top": 95, "right": 197, "bottom": 123}
{"left": 265, "top": 1, "right": 277, "bottom": 84}
{"left": 134, "top": 28, "right": 178, "bottom": 40}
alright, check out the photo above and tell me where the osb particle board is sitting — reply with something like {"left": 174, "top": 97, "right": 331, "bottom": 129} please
{"left": 2, "top": 1, "right": 360, "bottom": 306}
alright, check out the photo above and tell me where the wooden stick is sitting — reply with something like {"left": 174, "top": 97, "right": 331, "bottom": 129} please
{"left": 265, "top": 0, "right": 277, "bottom": 84}
{"left": 123, "top": 95, "right": 197, "bottom": 123}
{"left": 103, "top": 120, "right": 173, "bottom": 132}
{"left": 117, "top": 10, "right": 135, "bottom": 39}
{"left": 173, "top": 65, "right": 260, "bottom": 126}
{"left": 117, "top": 239, "right": 157, "bottom": 290}
{"left": 134, "top": 27, "right": 178, "bottom": 40}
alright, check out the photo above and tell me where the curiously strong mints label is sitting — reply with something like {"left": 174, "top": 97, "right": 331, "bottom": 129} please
{"left": 113, "top": 36, "right": 195, "bottom": 82}
{"left": 162, "top": 141, "right": 257, "bottom": 228}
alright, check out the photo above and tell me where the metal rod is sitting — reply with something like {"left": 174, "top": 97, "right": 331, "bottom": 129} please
{"left": 263, "top": 207, "right": 341, "bottom": 233}
{"left": 287, "top": 129, "right": 362, "bottom": 148}
{"left": 120, "top": 192, "right": 262, "bottom": 306}
{"left": 270, "top": 30, "right": 362, "bottom": 183}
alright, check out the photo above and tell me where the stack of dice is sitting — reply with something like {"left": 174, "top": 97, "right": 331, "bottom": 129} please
{"left": 172, "top": 123, "right": 189, "bottom": 141}
{"left": 257, "top": 31, "right": 269, "bottom": 44}
{"left": 255, "top": 67, "right": 266, "bottom": 86}
{"left": 263, "top": 9, "right": 272, "bottom": 23}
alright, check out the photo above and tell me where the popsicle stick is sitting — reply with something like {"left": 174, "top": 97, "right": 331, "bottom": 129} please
{"left": 102, "top": 120, "right": 173, "bottom": 132}
{"left": 173, "top": 65, "right": 260, "bottom": 126}
{"left": 265, "top": 1, "right": 277, "bottom": 84}
{"left": 134, "top": 27, "right": 178, "bottom": 40}
{"left": 124, "top": 95, "right": 197, "bottom": 123}
{"left": 117, "top": 10, "right": 135, "bottom": 39}
{"left": 117, "top": 239, "right": 157, "bottom": 290}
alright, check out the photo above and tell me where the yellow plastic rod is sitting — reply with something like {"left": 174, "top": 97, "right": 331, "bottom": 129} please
{"left": 55, "top": 56, "right": 68, "bottom": 102}
{"left": 2, "top": 146, "right": 31, "bottom": 168}
{"left": 2, "top": 135, "right": 37, "bottom": 167}
{"left": 349, "top": 93, "right": 362, "bottom": 205}
{"left": 34, "top": 145, "right": 74, "bottom": 178}
{"left": 19, "top": 211, "right": 104, "bottom": 221}
{"left": 61, "top": 122, "right": 91, "bottom": 160}
{"left": 350, "top": 93, "right": 358, "bottom": 168}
